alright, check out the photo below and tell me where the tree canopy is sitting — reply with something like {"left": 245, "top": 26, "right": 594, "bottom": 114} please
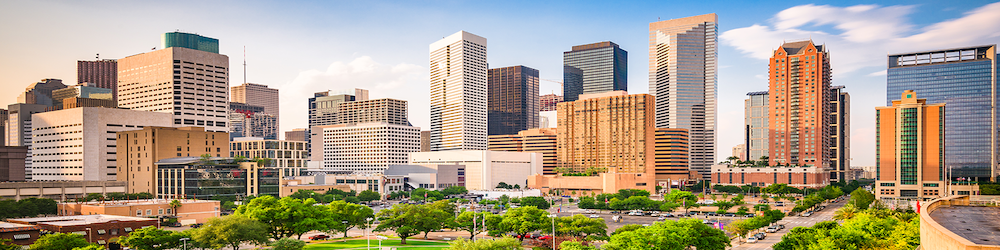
{"left": 29, "top": 233, "right": 93, "bottom": 250}
{"left": 603, "top": 219, "right": 730, "bottom": 250}
{"left": 193, "top": 215, "right": 269, "bottom": 250}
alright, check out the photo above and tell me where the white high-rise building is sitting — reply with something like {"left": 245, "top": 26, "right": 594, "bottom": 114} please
{"left": 648, "top": 14, "right": 718, "bottom": 179}
{"left": 429, "top": 31, "right": 488, "bottom": 151}
{"left": 31, "top": 107, "right": 172, "bottom": 181}
{"left": 314, "top": 122, "right": 420, "bottom": 174}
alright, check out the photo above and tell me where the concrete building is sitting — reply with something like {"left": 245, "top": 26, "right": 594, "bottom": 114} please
{"left": 557, "top": 91, "right": 655, "bottom": 174}
{"left": 10, "top": 215, "right": 158, "bottom": 246}
{"left": 539, "top": 94, "right": 562, "bottom": 112}
{"left": 539, "top": 110, "right": 557, "bottom": 129}
{"left": 711, "top": 164, "right": 829, "bottom": 189}
{"left": 313, "top": 122, "right": 420, "bottom": 173}
{"left": 61, "top": 97, "right": 118, "bottom": 110}
{"left": 58, "top": 199, "right": 221, "bottom": 225}
{"left": 280, "top": 179, "right": 351, "bottom": 197}
{"left": 0, "top": 147, "right": 27, "bottom": 181}
{"left": 6, "top": 103, "right": 47, "bottom": 180}
{"left": 654, "top": 128, "right": 693, "bottom": 186}
{"left": 886, "top": 45, "right": 997, "bottom": 181}
{"left": 31, "top": 107, "right": 173, "bottom": 181}
{"left": 488, "top": 128, "right": 557, "bottom": 175}
{"left": 920, "top": 196, "right": 1000, "bottom": 250}
{"left": 855, "top": 165, "right": 877, "bottom": 179}
{"left": 876, "top": 90, "right": 946, "bottom": 201}
{"left": 228, "top": 102, "right": 277, "bottom": 140}
{"left": 768, "top": 40, "right": 833, "bottom": 169}
{"left": 528, "top": 168, "right": 656, "bottom": 196}
{"left": 429, "top": 31, "right": 488, "bottom": 151}
{"left": 0, "top": 181, "right": 127, "bottom": 201}
{"left": 116, "top": 127, "right": 229, "bottom": 194}
{"left": 307, "top": 89, "right": 367, "bottom": 155}
{"left": 488, "top": 66, "right": 540, "bottom": 136}
{"left": 117, "top": 32, "right": 229, "bottom": 133}
{"left": 17, "top": 79, "right": 67, "bottom": 107}
{"left": 563, "top": 42, "right": 627, "bottom": 102}
{"left": 829, "top": 86, "right": 851, "bottom": 182}
{"left": 230, "top": 82, "right": 279, "bottom": 126}
{"left": 51, "top": 83, "right": 114, "bottom": 110}
{"left": 745, "top": 91, "right": 769, "bottom": 161}
{"left": 410, "top": 151, "right": 542, "bottom": 190}
{"left": 385, "top": 164, "right": 466, "bottom": 191}
{"left": 291, "top": 172, "right": 403, "bottom": 196}
{"left": 337, "top": 98, "right": 410, "bottom": 125}
{"left": 0, "top": 222, "right": 40, "bottom": 246}
{"left": 78, "top": 59, "right": 118, "bottom": 99}
{"left": 731, "top": 144, "right": 746, "bottom": 161}
{"left": 649, "top": 14, "right": 718, "bottom": 180}
{"left": 285, "top": 128, "right": 306, "bottom": 142}
{"left": 154, "top": 157, "right": 278, "bottom": 199}
{"left": 420, "top": 131, "right": 431, "bottom": 152}
{"left": 231, "top": 138, "right": 308, "bottom": 177}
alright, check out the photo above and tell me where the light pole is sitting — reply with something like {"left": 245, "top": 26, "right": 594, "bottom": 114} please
{"left": 548, "top": 214, "right": 557, "bottom": 250}
{"left": 366, "top": 217, "right": 373, "bottom": 249}
{"left": 85, "top": 228, "right": 92, "bottom": 244}
{"left": 180, "top": 238, "right": 190, "bottom": 250}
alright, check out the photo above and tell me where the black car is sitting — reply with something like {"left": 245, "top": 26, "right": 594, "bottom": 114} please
{"left": 191, "top": 223, "right": 203, "bottom": 228}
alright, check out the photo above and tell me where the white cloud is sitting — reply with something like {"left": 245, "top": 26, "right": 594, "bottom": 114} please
{"left": 279, "top": 56, "right": 428, "bottom": 134}
{"left": 867, "top": 70, "right": 886, "bottom": 77}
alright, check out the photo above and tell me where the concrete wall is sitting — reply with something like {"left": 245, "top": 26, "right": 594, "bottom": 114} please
{"left": 920, "top": 196, "right": 1000, "bottom": 250}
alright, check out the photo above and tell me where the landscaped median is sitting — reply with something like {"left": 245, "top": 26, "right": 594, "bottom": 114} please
{"left": 305, "top": 239, "right": 451, "bottom": 249}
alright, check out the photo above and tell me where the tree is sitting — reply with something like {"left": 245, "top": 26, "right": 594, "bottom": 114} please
{"left": 326, "top": 200, "right": 374, "bottom": 238}
{"left": 519, "top": 196, "right": 551, "bottom": 209}
{"left": 118, "top": 226, "right": 183, "bottom": 250}
{"left": 193, "top": 215, "right": 269, "bottom": 250}
{"left": 447, "top": 236, "right": 521, "bottom": 250}
{"left": 169, "top": 199, "right": 182, "bottom": 217}
{"left": 714, "top": 201, "right": 736, "bottom": 213}
{"left": 71, "top": 246, "right": 104, "bottom": 250}
{"left": 198, "top": 153, "right": 215, "bottom": 166}
{"left": 603, "top": 219, "right": 729, "bottom": 250}
{"left": 415, "top": 201, "right": 454, "bottom": 239}
{"left": 561, "top": 241, "right": 599, "bottom": 250}
{"left": 496, "top": 182, "right": 513, "bottom": 189}
{"left": 411, "top": 188, "right": 444, "bottom": 202}
{"left": 236, "top": 196, "right": 331, "bottom": 240}
{"left": 270, "top": 238, "right": 306, "bottom": 250}
{"left": 442, "top": 186, "right": 469, "bottom": 196}
{"left": 358, "top": 190, "right": 381, "bottom": 202}
{"left": 374, "top": 204, "right": 425, "bottom": 244}
{"left": 493, "top": 206, "right": 549, "bottom": 240}
{"left": 0, "top": 239, "right": 19, "bottom": 250}
{"left": 849, "top": 188, "right": 876, "bottom": 209}
{"left": 550, "top": 214, "right": 608, "bottom": 238}
{"left": 834, "top": 204, "right": 859, "bottom": 221}
{"left": 612, "top": 224, "right": 644, "bottom": 235}
{"left": 455, "top": 211, "right": 495, "bottom": 239}
{"left": 30, "top": 233, "right": 92, "bottom": 250}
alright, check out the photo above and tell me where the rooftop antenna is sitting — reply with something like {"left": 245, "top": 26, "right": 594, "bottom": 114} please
{"left": 243, "top": 46, "right": 247, "bottom": 84}
{"left": 96, "top": 53, "right": 99, "bottom": 60}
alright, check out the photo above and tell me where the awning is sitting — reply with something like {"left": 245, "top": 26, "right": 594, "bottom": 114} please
{"left": 97, "top": 229, "right": 106, "bottom": 235}
{"left": 98, "top": 240, "right": 106, "bottom": 245}
{"left": 124, "top": 227, "right": 133, "bottom": 232}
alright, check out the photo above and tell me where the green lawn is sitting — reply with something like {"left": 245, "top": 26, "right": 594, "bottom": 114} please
{"left": 306, "top": 239, "right": 450, "bottom": 249}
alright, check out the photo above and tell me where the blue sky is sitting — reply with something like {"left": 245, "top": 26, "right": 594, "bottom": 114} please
{"left": 2, "top": 0, "right": 999, "bottom": 166}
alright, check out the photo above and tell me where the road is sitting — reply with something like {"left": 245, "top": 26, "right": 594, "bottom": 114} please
{"left": 731, "top": 198, "right": 846, "bottom": 250}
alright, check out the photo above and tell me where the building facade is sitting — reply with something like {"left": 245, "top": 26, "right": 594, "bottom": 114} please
{"left": 0, "top": 146, "right": 27, "bottom": 181}
{"left": 51, "top": 84, "right": 114, "bottom": 110}
{"left": 562, "top": 42, "right": 627, "bottom": 102}
{"left": 768, "top": 40, "right": 833, "bottom": 168}
{"left": 17, "top": 79, "right": 67, "bottom": 108}
{"left": 409, "top": 150, "right": 542, "bottom": 190}
{"left": 9, "top": 215, "right": 158, "bottom": 246}
{"left": 655, "top": 128, "right": 691, "bottom": 186}
{"left": 384, "top": 164, "right": 466, "bottom": 191}
{"left": 314, "top": 122, "right": 420, "bottom": 174}
{"left": 876, "top": 90, "right": 946, "bottom": 201}
{"left": 745, "top": 91, "right": 769, "bottom": 162}
{"left": 539, "top": 94, "right": 562, "bottom": 112}
{"left": 539, "top": 110, "right": 557, "bottom": 129}
{"left": 337, "top": 98, "right": 409, "bottom": 125}
{"left": 429, "top": 31, "right": 488, "bottom": 151}
{"left": 830, "top": 86, "right": 851, "bottom": 181}
{"left": 155, "top": 157, "right": 278, "bottom": 199}
{"left": 0, "top": 222, "right": 39, "bottom": 246}
{"left": 308, "top": 89, "right": 366, "bottom": 154}
{"left": 77, "top": 59, "right": 118, "bottom": 99}
{"left": 886, "top": 45, "right": 997, "bottom": 180}
{"left": 420, "top": 131, "right": 430, "bottom": 152}
{"left": 557, "top": 91, "right": 655, "bottom": 174}
{"left": 228, "top": 102, "right": 277, "bottom": 140}
{"left": 488, "top": 128, "right": 557, "bottom": 175}
{"left": 711, "top": 164, "right": 829, "bottom": 189}
{"left": 285, "top": 128, "right": 306, "bottom": 142}
{"left": 731, "top": 144, "right": 746, "bottom": 161}
{"left": 116, "top": 127, "right": 229, "bottom": 194}
{"left": 230, "top": 82, "right": 279, "bottom": 124}
{"left": 58, "top": 199, "right": 221, "bottom": 225}
{"left": 648, "top": 14, "right": 718, "bottom": 179}
{"left": 117, "top": 32, "right": 229, "bottom": 133}
{"left": 488, "top": 66, "right": 540, "bottom": 136}
{"left": 230, "top": 138, "right": 308, "bottom": 177}
{"left": 31, "top": 107, "right": 173, "bottom": 181}
{"left": 0, "top": 181, "right": 126, "bottom": 201}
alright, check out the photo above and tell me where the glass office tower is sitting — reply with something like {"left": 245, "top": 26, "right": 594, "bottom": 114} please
{"left": 162, "top": 32, "right": 220, "bottom": 53}
{"left": 488, "top": 65, "right": 540, "bottom": 135}
{"left": 886, "top": 45, "right": 997, "bottom": 180}
{"left": 562, "top": 42, "right": 627, "bottom": 102}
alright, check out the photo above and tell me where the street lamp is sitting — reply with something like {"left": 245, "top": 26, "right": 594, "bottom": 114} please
{"left": 366, "top": 217, "right": 373, "bottom": 249}
{"left": 180, "top": 238, "right": 190, "bottom": 250}
{"left": 547, "top": 214, "right": 557, "bottom": 250}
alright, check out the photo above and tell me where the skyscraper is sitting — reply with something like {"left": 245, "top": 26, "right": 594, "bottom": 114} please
{"left": 162, "top": 32, "right": 219, "bottom": 53}
{"left": 231, "top": 83, "right": 279, "bottom": 125}
{"left": 654, "top": 128, "right": 691, "bottom": 186}
{"left": 489, "top": 128, "right": 557, "bottom": 175}
{"left": 488, "top": 66, "right": 539, "bottom": 136}
{"left": 557, "top": 91, "right": 655, "bottom": 174}
{"left": 307, "top": 89, "right": 365, "bottom": 154}
{"left": 875, "top": 90, "right": 945, "bottom": 201}
{"left": 562, "top": 42, "right": 627, "bottom": 102}
{"left": 539, "top": 94, "right": 562, "bottom": 112}
{"left": 51, "top": 83, "right": 114, "bottom": 110}
{"left": 768, "top": 40, "right": 832, "bottom": 168}
{"left": 648, "top": 14, "right": 718, "bottom": 179}
{"left": 830, "top": 86, "right": 851, "bottom": 181}
{"left": 745, "top": 91, "right": 769, "bottom": 162}
{"left": 77, "top": 59, "right": 118, "bottom": 99}
{"left": 886, "top": 45, "right": 997, "bottom": 180}
{"left": 429, "top": 31, "right": 488, "bottom": 151}
{"left": 117, "top": 32, "right": 229, "bottom": 132}
{"left": 17, "top": 79, "right": 67, "bottom": 108}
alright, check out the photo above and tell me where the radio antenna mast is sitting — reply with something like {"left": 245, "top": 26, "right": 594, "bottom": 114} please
{"left": 243, "top": 46, "right": 247, "bottom": 84}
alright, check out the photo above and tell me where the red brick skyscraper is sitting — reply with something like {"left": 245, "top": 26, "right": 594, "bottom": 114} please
{"left": 77, "top": 59, "right": 117, "bottom": 99}
{"left": 767, "top": 40, "right": 832, "bottom": 167}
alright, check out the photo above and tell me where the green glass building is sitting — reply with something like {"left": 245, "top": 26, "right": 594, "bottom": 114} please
{"left": 162, "top": 32, "right": 219, "bottom": 53}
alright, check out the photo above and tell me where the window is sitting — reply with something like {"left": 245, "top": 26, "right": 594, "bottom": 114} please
{"left": 97, "top": 229, "right": 106, "bottom": 235}
{"left": 136, "top": 210, "right": 142, "bottom": 216}
{"left": 166, "top": 208, "right": 172, "bottom": 214}
{"left": 158, "top": 209, "right": 164, "bottom": 215}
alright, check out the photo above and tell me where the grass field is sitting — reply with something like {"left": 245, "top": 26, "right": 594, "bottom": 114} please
{"left": 305, "top": 239, "right": 450, "bottom": 249}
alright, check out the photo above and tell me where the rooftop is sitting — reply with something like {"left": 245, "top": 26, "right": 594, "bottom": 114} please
{"left": 59, "top": 199, "right": 218, "bottom": 207}
{"left": 11, "top": 214, "right": 157, "bottom": 227}
{"left": 0, "top": 222, "right": 39, "bottom": 232}
{"left": 930, "top": 206, "right": 1000, "bottom": 245}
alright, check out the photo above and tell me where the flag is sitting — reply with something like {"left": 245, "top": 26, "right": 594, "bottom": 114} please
{"left": 916, "top": 201, "right": 921, "bottom": 214}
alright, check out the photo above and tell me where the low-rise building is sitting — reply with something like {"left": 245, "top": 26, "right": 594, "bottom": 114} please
{"left": 528, "top": 168, "right": 656, "bottom": 196}
{"left": 291, "top": 171, "right": 404, "bottom": 196}
{"left": 489, "top": 128, "right": 557, "bottom": 175}
{"left": 58, "top": 199, "right": 221, "bottom": 225}
{"left": 409, "top": 150, "right": 542, "bottom": 190}
{"left": 314, "top": 122, "right": 420, "bottom": 174}
{"left": 0, "top": 222, "right": 40, "bottom": 246}
{"left": 279, "top": 179, "right": 351, "bottom": 197}
{"left": 231, "top": 138, "right": 309, "bottom": 177}
{"left": 711, "top": 164, "right": 829, "bottom": 189}
{"left": 116, "top": 126, "right": 229, "bottom": 194}
{"left": 154, "top": 157, "right": 279, "bottom": 200}
{"left": 385, "top": 164, "right": 465, "bottom": 191}
{"left": 0, "top": 181, "right": 126, "bottom": 201}
{"left": 9, "top": 215, "right": 158, "bottom": 246}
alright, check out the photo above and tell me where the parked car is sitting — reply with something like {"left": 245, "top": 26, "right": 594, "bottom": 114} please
{"left": 755, "top": 232, "right": 766, "bottom": 240}
{"left": 656, "top": 216, "right": 666, "bottom": 221}
{"left": 744, "top": 214, "right": 755, "bottom": 218}
{"left": 663, "top": 213, "right": 675, "bottom": 217}
{"left": 802, "top": 211, "right": 813, "bottom": 217}
{"left": 775, "top": 202, "right": 785, "bottom": 207}
{"left": 758, "top": 199, "right": 769, "bottom": 204}
{"left": 538, "top": 235, "right": 553, "bottom": 241}
{"left": 746, "top": 236, "right": 758, "bottom": 243}
{"left": 588, "top": 214, "right": 601, "bottom": 218}
{"left": 309, "top": 234, "right": 330, "bottom": 240}
{"left": 766, "top": 226, "right": 778, "bottom": 233}
{"left": 724, "top": 213, "right": 736, "bottom": 217}
{"left": 778, "top": 224, "right": 786, "bottom": 230}
{"left": 190, "top": 223, "right": 203, "bottom": 228}
{"left": 649, "top": 212, "right": 660, "bottom": 217}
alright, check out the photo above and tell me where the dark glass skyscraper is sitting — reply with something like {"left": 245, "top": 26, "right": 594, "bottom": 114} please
{"left": 562, "top": 42, "right": 627, "bottom": 102}
{"left": 886, "top": 45, "right": 997, "bottom": 180}
{"left": 488, "top": 66, "right": 539, "bottom": 135}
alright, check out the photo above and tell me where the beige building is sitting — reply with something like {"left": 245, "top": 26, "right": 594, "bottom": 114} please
{"left": 337, "top": 98, "right": 409, "bottom": 125}
{"left": 429, "top": 31, "right": 488, "bottom": 151}
{"left": 712, "top": 164, "right": 829, "bottom": 189}
{"left": 654, "top": 128, "right": 693, "bottom": 186}
{"left": 31, "top": 107, "right": 173, "bottom": 181}
{"left": 290, "top": 172, "right": 404, "bottom": 196}
{"left": 314, "top": 122, "right": 420, "bottom": 174}
{"left": 58, "top": 199, "right": 221, "bottom": 225}
{"left": 410, "top": 150, "right": 542, "bottom": 190}
{"left": 280, "top": 179, "right": 351, "bottom": 197}
{"left": 731, "top": 144, "right": 746, "bottom": 161}
{"left": 116, "top": 127, "right": 229, "bottom": 194}
{"left": 876, "top": 90, "right": 946, "bottom": 201}
{"left": 557, "top": 91, "right": 655, "bottom": 174}
{"left": 231, "top": 82, "right": 279, "bottom": 118}
{"left": 285, "top": 128, "right": 306, "bottom": 142}
{"left": 231, "top": 138, "right": 309, "bottom": 177}
{"left": 528, "top": 168, "right": 656, "bottom": 195}
{"left": 117, "top": 35, "right": 229, "bottom": 133}
{"left": 0, "top": 181, "right": 126, "bottom": 201}
{"left": 489, "top": 128, "right": 557, "bottom": 175}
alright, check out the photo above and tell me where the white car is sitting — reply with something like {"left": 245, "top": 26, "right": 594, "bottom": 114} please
{"left": 746, "top": 237, "right": 758, "bottom": 243}
{"left": 588, "top": 214, "right": 601, "bottom": 218}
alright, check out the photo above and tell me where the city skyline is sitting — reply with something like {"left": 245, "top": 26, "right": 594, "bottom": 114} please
{"left": 1, "top": 1, "right": 999, "bottom": 166}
